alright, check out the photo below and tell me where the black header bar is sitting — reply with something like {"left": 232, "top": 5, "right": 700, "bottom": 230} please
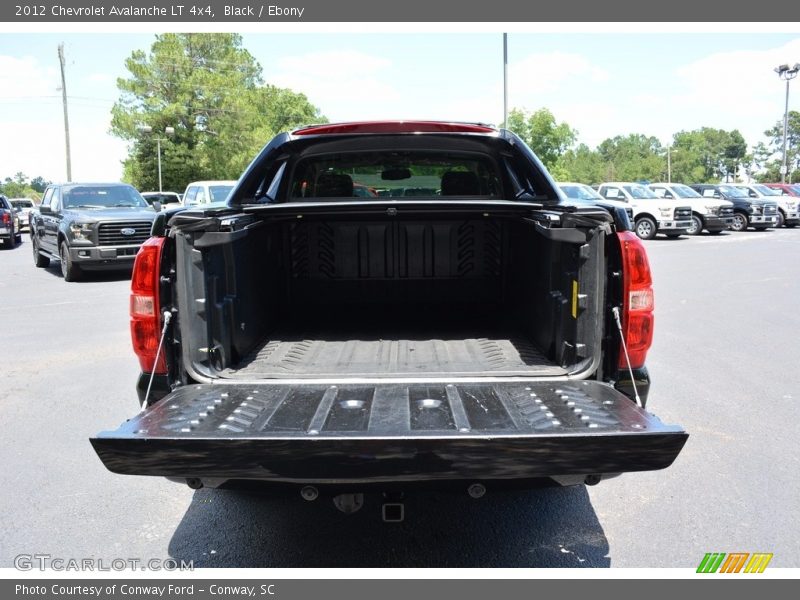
{"left": 2, "top": 0, "right": 800, "bottom": 22}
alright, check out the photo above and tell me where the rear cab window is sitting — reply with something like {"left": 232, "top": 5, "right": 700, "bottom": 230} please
{"left": 287, "top": 151, "right": 503, "bottom": 200}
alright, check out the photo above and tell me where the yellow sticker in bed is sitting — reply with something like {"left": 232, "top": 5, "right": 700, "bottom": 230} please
{"left": 571, "top": 280, "right": 578, "bottom": 319}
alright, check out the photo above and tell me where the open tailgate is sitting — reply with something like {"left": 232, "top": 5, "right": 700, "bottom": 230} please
{"left": 91, "top": 381, "right": 687, "bottom": 484}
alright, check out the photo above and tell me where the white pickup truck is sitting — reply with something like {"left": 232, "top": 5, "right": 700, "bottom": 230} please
{"left": 597, "top": 182, "right": 692, "bottom": 240}
{"left": 730, "top": 183, "right": 799, "bottom": 229}
{"left": 648, "top": 183, "right": 734, "bottom": 235}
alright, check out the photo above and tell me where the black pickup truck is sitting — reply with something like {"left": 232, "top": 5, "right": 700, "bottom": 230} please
{"left": 91, "top": 122, "right": 687, "bottom": 517}
{"left": 30, "top": 183, "right": 158, "bottom": 281}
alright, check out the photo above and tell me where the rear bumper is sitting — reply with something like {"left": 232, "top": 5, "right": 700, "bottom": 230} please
{"left": 92, "top": 381, "right": 688, "bottom": 485}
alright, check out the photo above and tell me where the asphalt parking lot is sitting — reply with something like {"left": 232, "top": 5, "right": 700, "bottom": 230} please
{"left": 1, "top": 228, "right": 798, "bottom": 568}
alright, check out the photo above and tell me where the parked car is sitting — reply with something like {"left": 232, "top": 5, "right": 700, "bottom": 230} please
{"left": 596, "top": 182, "right": 692, "bottom": 240}
{"left": 728, "top": 183, "right": 798, "bottom": 228}
{"left": 0, "top": 194, "right": 22, "bottom": 249}
{"left": 141, "top": 192, "right": 182, "bottom": 211}
{"left": 690, "top": 184, "right": 778, "bottom": 232}
{"left": 29, "top": 183, "right": 159, "bottom": 281}
{"left": 9, "top": 198, "right": 36, "bottom": 233}
{"left": 182, "top": 180, "right": 237, "bottom": 206}
{"left": 647, "top": 183, "right": 734, "bottom": 235}
{"left": 91, "top": 121, "right": 688, "bottom": 514}
{"left": 557, "top": 182, "right": 633, "bottom": 224}
{"left": 764, "top": 183, "right": 800, "bottom": 198}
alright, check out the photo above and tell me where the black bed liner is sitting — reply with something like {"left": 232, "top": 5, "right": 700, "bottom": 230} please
{"left": 222, "top": 332, "right": 566, "bottom": 379}
{"left": 91, "top": 381, "right": 687, "bottom": 484}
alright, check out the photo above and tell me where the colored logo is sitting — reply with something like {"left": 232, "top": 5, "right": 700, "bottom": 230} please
{"left": 697, "top": 552, "right": 773, "bottom": 573}
{"left": 121, "top": 228, "right": 136, "bottom": 236}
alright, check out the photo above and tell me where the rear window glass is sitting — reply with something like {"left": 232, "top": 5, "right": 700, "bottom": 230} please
{"left": 289, "top": 152, "right": 502, "bottom": 200}
{"left": 209, "top": 185, "right": 234, "bottom": 202}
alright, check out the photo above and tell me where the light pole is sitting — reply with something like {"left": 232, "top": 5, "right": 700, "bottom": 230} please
{"left": 136, "top": 125, "right": 175, "bottom": 192}
{"left": 774, "top": 63, "right": 800, "bottom": 184}
{"left": 667, "top": 146, "right": 677, "bottom": 183}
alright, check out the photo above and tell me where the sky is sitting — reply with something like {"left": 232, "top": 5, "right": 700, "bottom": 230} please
{"left": 1, "top": 32, "right": 799, "bottom": 183}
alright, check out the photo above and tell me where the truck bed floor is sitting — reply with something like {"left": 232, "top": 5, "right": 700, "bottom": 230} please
{"left": 223, "top": 329, "right": 567, "bottom": 379}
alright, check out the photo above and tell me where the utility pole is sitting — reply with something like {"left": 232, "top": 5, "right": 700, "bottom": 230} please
{"left": 667, "top": 147, "right": 671, "bottom": 183}
{"left": 58, "top": 43, "right": 72, "bottom": 182}
{"left": 503, "top": 33, "right": 508, "bottom": 128}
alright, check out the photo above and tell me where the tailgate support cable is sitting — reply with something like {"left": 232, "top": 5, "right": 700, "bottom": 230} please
{"left": 141, "top": 311, "right": 173, "bottom": 412}
{"left": 611, "top": 306, "right": 642, "bottom": 407}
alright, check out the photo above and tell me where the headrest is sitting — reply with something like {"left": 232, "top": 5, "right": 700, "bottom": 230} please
{"left": 315, "top": 172, "right": 353, "bottom": 197}
{"left": 441, "top": 171, "right": 480, "bottom": 195}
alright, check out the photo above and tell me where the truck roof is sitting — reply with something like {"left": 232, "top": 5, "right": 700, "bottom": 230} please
{"left": 291, "top": 121, "right": 498, "bottom": 136}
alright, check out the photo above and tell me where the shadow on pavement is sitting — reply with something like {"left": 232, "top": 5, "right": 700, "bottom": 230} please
{"left": 39, "top": 262, "right": 133, "bottom": 282}
{"left": 168, "top": 485, "right": 610, "bottom": 568}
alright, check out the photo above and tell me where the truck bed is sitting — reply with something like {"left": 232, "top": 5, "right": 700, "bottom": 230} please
{"left": 91, "top": 381, "right": 688, "bottom": 485}
{"left": 223, "top": 327, "right": 566, "bottom": 379}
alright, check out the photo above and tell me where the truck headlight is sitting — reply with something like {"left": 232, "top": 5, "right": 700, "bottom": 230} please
{"left": 69, "top": 222, "right": 93, "bottom": 241}
{"left": 705, "top": 205, "right": 718, "bottom": 214}
{"left": 659, "top": 208, "right": 672, "bottom": 217}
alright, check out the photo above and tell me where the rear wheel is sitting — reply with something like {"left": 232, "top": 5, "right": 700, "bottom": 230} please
{"left": 634, "top": 216, "right": 658, "bottom": 240}
{"left": 32, "top": 237, "right": 49, "bottom": 267}
{"left": 686, "top": 214, "right": 703, "bottom": 235}
{"left": 59, "top": 241, "right": 81, "bottom": 282}
{"left": 730, "top": 212, "right": 748, "bottom": 232}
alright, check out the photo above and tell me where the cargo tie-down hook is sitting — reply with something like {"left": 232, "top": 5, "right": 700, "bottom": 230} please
{"left": 141, "top": 311, "right": 173, "bottom": 412}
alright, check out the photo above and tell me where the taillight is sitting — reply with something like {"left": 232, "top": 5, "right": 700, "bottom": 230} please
{"left": 130, "top": 237, "right": 167, "bottom": 373}
{"left": 617, "top": 231, "right": 654, "bottom": 370}
{"left": 1, "top": 212, "right": 9, "bottom": 225}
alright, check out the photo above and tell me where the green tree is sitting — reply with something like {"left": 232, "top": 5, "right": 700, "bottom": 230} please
{"left": 0, "top": 172, "right": 47, "bottom": 201}
{"left": 506, "top": 108, "right": 577, "bottom": 171}
{"left": 670, "top": 128, "right": 748, "bottom": 183}
{"left": 596, "top": 134, "right": 665, "bottom": 182}
{"left": 757, "top": 111, "right": 800, "bottom": 183}
{"left": 111, "top": 33, "right": 325, "bottom": 192}
{"left": 30, "top": 176, "right": 51, "bottom": 193}
{"left": 557, "top": 144, "right": 606, "bottom": 184}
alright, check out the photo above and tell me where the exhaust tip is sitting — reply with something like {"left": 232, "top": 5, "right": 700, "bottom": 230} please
{"left": 382, "top": 503, "right": 405, "bottom": 523}
{"left": 584, "top": 474, "right": 602, "bottom": 486}
{"left": 186, "top": 478, "right": 203, "bottom": 490}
